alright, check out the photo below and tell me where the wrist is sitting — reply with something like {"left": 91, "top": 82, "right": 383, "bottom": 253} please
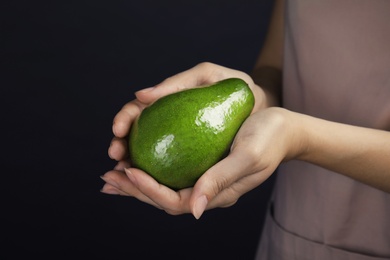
{"left": 255, "top": 107, "right": 308, "bottom": 162}
{"left": 279, "top": 109, "right": 309, "bottom": 162}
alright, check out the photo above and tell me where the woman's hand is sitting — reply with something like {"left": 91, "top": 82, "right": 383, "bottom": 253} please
{"left": 101, "top": 107, "right": 304, "bottom": 219}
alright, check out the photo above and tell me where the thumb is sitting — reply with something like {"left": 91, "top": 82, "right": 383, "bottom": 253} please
{"left": 134, "top": 62, "right": 226, "bottom": 104}
{"left": 134, "top": 76, "right": 202, "bottom": 104}
{"left": 190, "top": 150, "right": 254, "bottom": 219}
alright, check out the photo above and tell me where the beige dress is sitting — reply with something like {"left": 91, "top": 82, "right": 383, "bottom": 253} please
{"left": 255, "top": 0, "right": 390, "bottom": 259}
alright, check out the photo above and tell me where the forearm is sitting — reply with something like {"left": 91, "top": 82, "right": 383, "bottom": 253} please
{"left": 295, "top": 112, "right": 390, "bottom": 193}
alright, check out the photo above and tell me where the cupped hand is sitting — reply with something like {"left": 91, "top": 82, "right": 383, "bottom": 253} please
{"left": 101, "top": 107, "right": 304, "bottom": 219}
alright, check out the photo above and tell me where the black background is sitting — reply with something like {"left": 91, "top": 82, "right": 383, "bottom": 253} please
{"left": 2, "top": 0, "right": 276, "bottom": 259}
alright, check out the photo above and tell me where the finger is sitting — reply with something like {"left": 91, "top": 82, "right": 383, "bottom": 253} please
{"left": 113, "top": 160, "right": 131, "bottom": 171}
{"left": 134, "top": 62, "right": 217, "bottom": 104}
{"left": 189, "top": 149, "right": 261, "bottom": 219}
{"left": 125, "top": 168, "right": 193, "bottom": 215}
{"left": 108, "top": 137, "right": 129, "bottom": 161}
{"left": 101, "top": 170, "right": 162, "bottom": 209}
{"left": 112, "top": 99, "right": 147, "bottom": 138}
{"left": 135, "top": 62, "right": 253, "bottom": 104}
{"left": 100, "top": 183, "right": 128, "bottom": 196}
{"left": 207, "top": 168, "right": 274, "bottom": 209}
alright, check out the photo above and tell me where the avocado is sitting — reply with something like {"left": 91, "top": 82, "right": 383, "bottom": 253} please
{"left": 128, "top": 78, "right": 255, "bottom": 190}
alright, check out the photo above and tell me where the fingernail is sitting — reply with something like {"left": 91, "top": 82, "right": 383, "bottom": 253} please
{"left": 125, "top": 168, "right": 137, "bottom": 186}
{"left": 100, "top": 185, "right": 120, "bottom": 195}
{"left": 100, "top": 175, "right": 108, "bottom": 182}
{"left": 100, "top": 175, "right": 120, "bottom": 189}
{"left": 193, "top": 195, "right": 208, "bottom": 220}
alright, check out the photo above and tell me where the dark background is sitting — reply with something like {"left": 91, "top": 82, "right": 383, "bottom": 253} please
{"left": 2, "top": 0, "right": 276, "bottom": 259}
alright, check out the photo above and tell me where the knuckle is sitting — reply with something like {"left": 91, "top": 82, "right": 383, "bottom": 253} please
{"left": 196, "top": 61, "right": 215, "bottom": 71}
{"left": 210, "top": 175, "right": 230, "bottom": 196}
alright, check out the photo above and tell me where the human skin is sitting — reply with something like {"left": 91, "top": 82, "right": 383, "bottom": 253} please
{"left": 101, "top": 0, "right": 390, "bottom": 219}
{"left": 101, "top": 62, "right": 390, "bottom": 219}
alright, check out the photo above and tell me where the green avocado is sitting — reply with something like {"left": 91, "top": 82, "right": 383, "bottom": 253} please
{"left": 128, "top": 78, "right": 255, "bottom": 190}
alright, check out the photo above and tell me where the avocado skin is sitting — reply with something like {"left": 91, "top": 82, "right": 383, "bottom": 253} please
{"left": 128, "top": 78, "right": 255, "bottom": 190}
